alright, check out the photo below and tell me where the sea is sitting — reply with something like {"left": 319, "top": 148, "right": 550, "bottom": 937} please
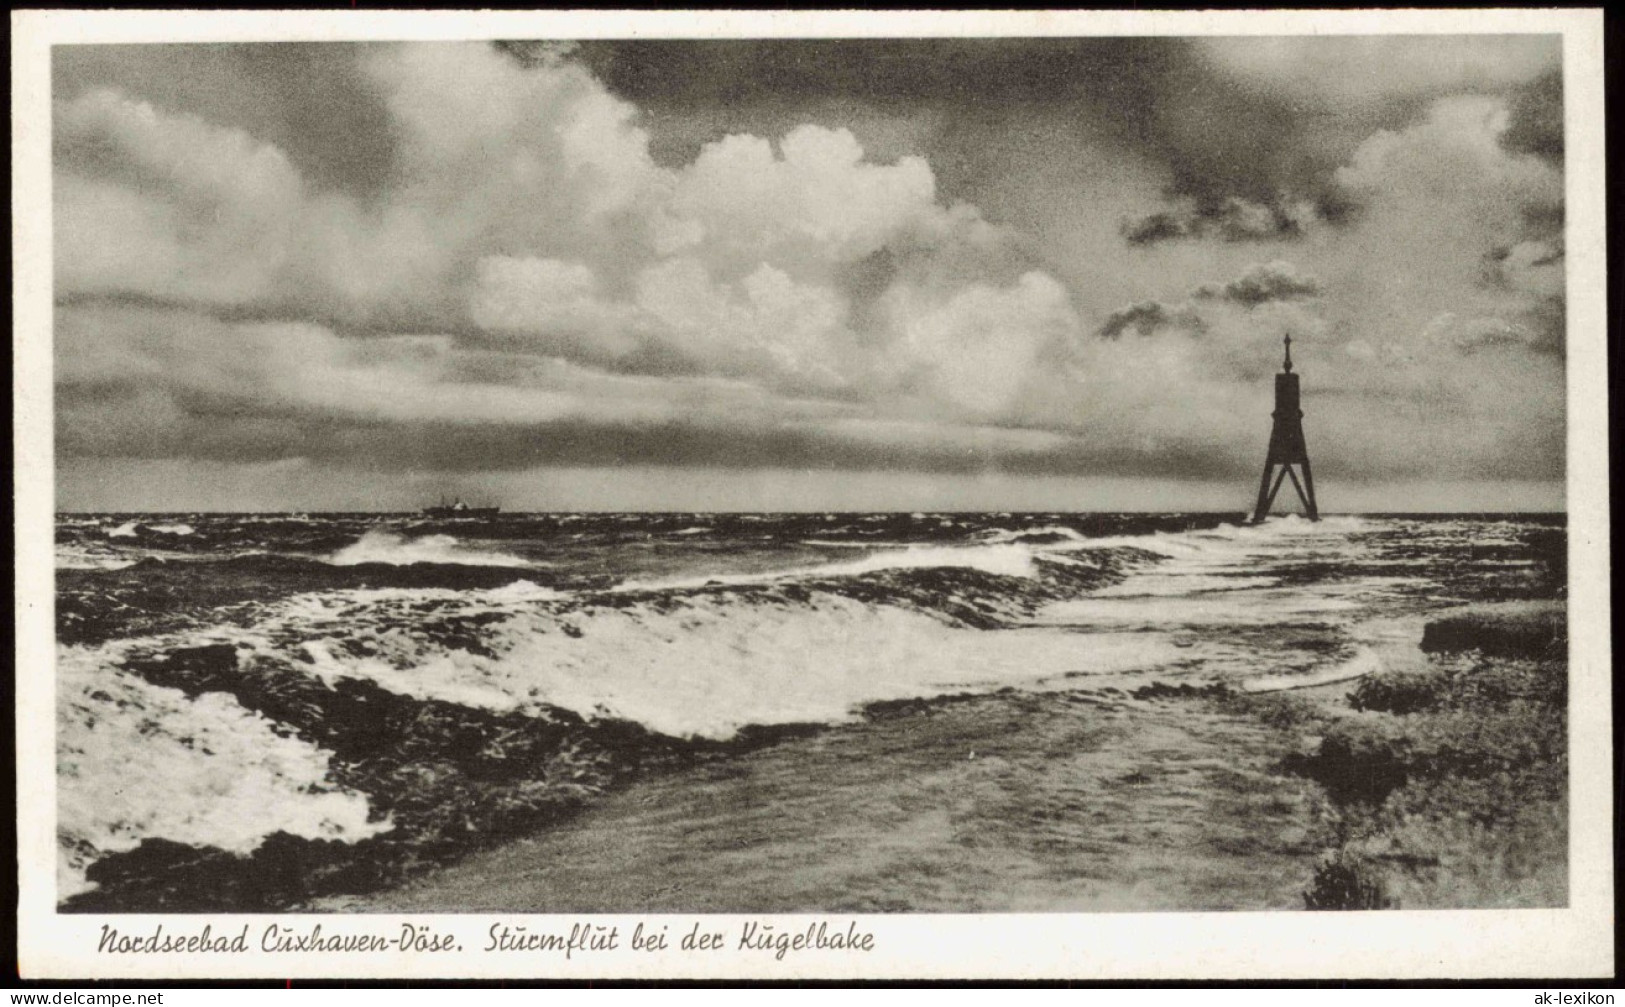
{"left": 53, "top": 510, "right": 1565, "bottom": 909}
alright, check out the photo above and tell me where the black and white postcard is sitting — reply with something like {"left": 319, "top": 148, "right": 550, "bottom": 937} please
{"left": 12, "top": 8, "right": 1612, "bottom": 981}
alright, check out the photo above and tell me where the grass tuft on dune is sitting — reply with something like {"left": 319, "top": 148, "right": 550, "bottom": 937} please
{"left": 1278, "top": 603, "right": 1567, "bottom": 910}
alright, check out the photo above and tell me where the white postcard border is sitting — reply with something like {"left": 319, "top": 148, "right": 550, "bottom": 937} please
{"left": 13, "top": 8, "right": 1612, "bottom": 981}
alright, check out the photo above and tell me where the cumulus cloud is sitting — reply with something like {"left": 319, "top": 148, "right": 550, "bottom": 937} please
{"left": 879, "top": 271, "right": 1079, "bottom": 415}
{"left": 54, "top": 89, "right": 311, "bottom": 306}
{"left": 1333, "top": 96, "right": 1562, "bottom": 215}
{"left": 54, "top": 43, "right": 1065, "bottom": 415}
{"left": 50, "top": 38, "right": 1570, "bottom": 500}
{"left": 1078, "top": 190, "right": 1563, "bottom": 479}
{"left": 1196, "top": 35, "right": 1559, "bottom": 112}
{"left": 1120, "top": 36, "right": 1560, "bottom": 255}
{"left": 670, "top": 125, "right": 941, "bottom": 273}
{"left": 55, "top": 297, "right": 1128, "bottom": 480}
{"left": 1318, "top": 91, "right": 1566, "bottom": 363}
{"left": 57, "top": 45, "right": 671, "bottom": 328}
{"left": 631, "top": 257, "right": 856, "bottom": 386}
{"left": 468, "top": 256, "right": 648, "bottom": 364}
{"left": 52, "top": 43, "right": 1112, "bottom": 484}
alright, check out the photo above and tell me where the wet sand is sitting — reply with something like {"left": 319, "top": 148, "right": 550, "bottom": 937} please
{"left": 318, "top": 684, "right": 1331, "bottom": 914}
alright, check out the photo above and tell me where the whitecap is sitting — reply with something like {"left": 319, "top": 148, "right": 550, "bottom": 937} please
{"left": 56, "top": 646, "right": 386, "bottom": 899}
{"left": 283, "top": 591, "right": 1188, "bottom": 740}
{"left": 56, "top": 546, "right": 138, "bottom": 571}
{"left": 325, "top": 529, "right": 532, "bottom": 567}
{"left": 617, "top": 541, "right": 1042, "bottom": 592}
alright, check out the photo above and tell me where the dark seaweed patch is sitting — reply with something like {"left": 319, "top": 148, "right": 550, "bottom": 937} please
{"left": 1130, "top": 680, "right": 1232, "bottom": 702}
{"left": 1419, "top": 605, "right": 1566, "bottom": 660}
{"left": 57, "top": 555, "right": 563, "bottom": 647}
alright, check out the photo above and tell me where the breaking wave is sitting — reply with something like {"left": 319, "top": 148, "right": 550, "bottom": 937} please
{"left": 56, "top": 545, "right": 139, "bottom": 571}
{"left": 106, "top": 520, "right": 194, "bottom": 539}
{"left": 617, "top": 540, "right": 1066, "bottom": 592}
{"left": 284, "top": 581, "right": 1179, "bottom": 739}
{"left": 326, "top": 529, "right": 534, "bottom": 568}
{"left": 57, "top": 647, "right": 386, "bottom": 900}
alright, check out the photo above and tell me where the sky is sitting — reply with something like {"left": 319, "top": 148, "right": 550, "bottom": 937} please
{"left": 50, "top": 36, "right": 1567, "bottom": 512}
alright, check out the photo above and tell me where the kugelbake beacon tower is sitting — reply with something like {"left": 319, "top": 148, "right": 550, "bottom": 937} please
{"left": 1251, "top": 334, "right": 1319, "bottom": 523}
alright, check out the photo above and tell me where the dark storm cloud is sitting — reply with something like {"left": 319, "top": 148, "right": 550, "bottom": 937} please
{"left": 1511, "top": 294, "right": 1567, "bottom": 358}
{"left": 491, "top": 40, "right": 579, "bottom": 69}
{"left": 1098, "top": 262, "right": 1320, "bottom": 337}
{"left": 72, "top": 353, "right": 1559, "bottom": 484}
{"left": 567, "top": 38, "right": 1188, "bottom": 119}
{"left": 1500, "top": 68, "right": 1564, "bottom": 164}
{"left": 1122, "top": 199, "right": 1306, "bottom": 247}
{"left": 1198, "top": 262, "right": 1322, "bottom": 308}
{"left": 565, "top": 37, "right": 1387, "bottom": 253}
{"left": 562, "top": 37, "right": 1356, "bottom": 194}
{"left": 1098, "top": 301, "right": 1205, "bottom": 340}
{"left": 58, "top": 377, "right": 1254, "bottom": 483}
{"left": 1118, "top": 212, "right": 1187, "bottom": 247}
{"left": 564, "top": 38, "right": 1196, "bottom": 183}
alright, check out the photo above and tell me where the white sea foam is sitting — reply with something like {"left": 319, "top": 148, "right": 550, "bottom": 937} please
{"left": 148, "top": 522, "right": 195, "bottom": 535}
{"left": 1032, "top": 515, "right": 1409, "bottom": 632}
{"left": 286, "top": 592, "right": 1190, "bottom": 739}
{"left": 56, "top": 646, "right": 386, "bottom": 899}
{"left": 1241, "top": 647, "right": 1384, "bottom": 693}
{"left": 977, "top": 525, "right": 1089, "bottom": 544}
{"left": 803, "top": 543, "right": 1040, "bottom": 579}
{"left": 618, "top": 541, "right": 1043, "bottom": 592}
{"left": 1089, "top": 574, "right": 1281, "bottom": 598}
{"left": 326, "top": 529, "right": 533, "bottom": 567}
{"left": 264, "top": 581, "right": 562, "bottom": 624}
{"left": 107, "top": 521, "right": 139, "bottom": 538}
{"left": 1033, "top": 591, "right": 1363, "bottom": 628}
{"left": 56, "top": 546, "right": 138, "bottom": 571}
{"left": 645, "top": 515, "right": 1371, "bottom": 593}
{"left": 1238, "top": 613, "right": 1434, "bottom": 694}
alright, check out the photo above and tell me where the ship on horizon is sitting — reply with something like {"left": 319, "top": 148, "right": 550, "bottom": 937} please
{"left": 422, "top": 497, "right": 500, "bottom": 518}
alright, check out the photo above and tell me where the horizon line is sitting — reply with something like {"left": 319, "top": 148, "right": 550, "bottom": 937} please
{"left": 51, "top": 508, "right": 1568, "bottom": 516}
